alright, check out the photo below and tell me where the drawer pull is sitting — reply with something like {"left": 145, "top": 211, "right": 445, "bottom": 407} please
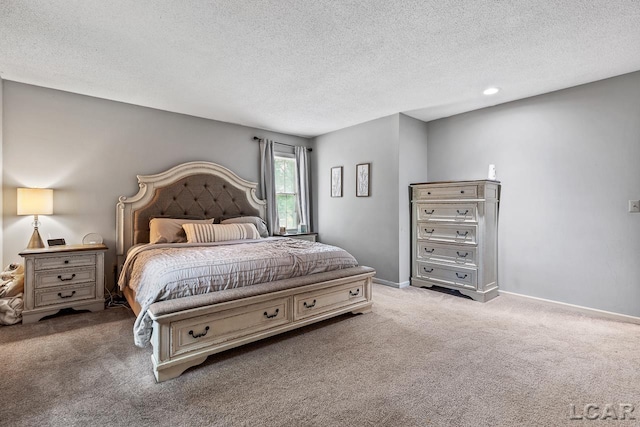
{"left": 57, "top": 291, "right": 76, "bottom": 299}
{"left": 263, "top": 308, "right": 280, "bottom": 319}
{"left": 424, "top": 228, "right": 434, "bottom": 234}
{"left": 456, "top": 209, "right": 469, "bottom": 215}
{"left": 57, "top": 274, "right": 76, "bottom": 281}
{"left": 64, "top": 260, "right": 70, "bottom": 264}
{"left": 423, "top": 267, "right": 434, "bottom": 273}
{"left": 424, "top": 248, "right": 435, "bottom": 253}
{"left": 424, "top": 209, "right": 435, "bottom": 215}
{"left": 189, "top": 326, "right": 210, "bottom": 339}
{"left": 456, "top": 231, "right": 469, "bottom": 237}
{"left": 456, "top": 251, "right": 469, "bottom": 258}
{"left": 460, "top": 190, "right": 465, "bottom": 194}
{"left": 349, "top": 289, "right": 360, "bottom": 297}
{"left": 456, "top": 273, "right": 468, "bottom": 279}
{"left": 427, "top": 191, "right": 431, "bottom": 195}
{"left": 303, "top": 299, "right": 317, "bottom": 309}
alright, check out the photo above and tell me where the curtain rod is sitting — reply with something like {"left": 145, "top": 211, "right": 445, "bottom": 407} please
{"left": 253, "top": 136, "right": 312, "bottom": 152}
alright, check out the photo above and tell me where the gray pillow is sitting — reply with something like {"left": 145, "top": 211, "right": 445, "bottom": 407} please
{"left": 220, "top": 216, "right": 269, "bottom": 238}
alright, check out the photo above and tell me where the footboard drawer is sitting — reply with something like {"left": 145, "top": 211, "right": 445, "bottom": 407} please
{"left": 294, "top": 280, "right": 367, "bottom": 320}
{"left": 170, "top": 297, "right": 291, "bottom": 357}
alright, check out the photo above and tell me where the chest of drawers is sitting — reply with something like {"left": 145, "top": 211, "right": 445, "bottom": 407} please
{"left": 19, "top": 244, "right": 107, "bottom": 323}
{"left": 410, "top": 181, "right": 500, "bottom": 302}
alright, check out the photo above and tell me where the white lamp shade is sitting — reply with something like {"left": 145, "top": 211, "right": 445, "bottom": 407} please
{"left": 17, "top": 188, "right": 54, "bottom": 215}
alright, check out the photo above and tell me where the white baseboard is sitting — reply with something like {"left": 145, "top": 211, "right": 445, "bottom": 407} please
{"left": 373, "top": 278, "right": 410, "bottom": 288}
{"left": 500, "top": 290, "right": 640, "bottom": 325}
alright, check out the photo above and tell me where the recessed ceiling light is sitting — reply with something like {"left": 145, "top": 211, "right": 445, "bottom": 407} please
{"left": 483, "top": 87, "right": 500, "bottom": 95}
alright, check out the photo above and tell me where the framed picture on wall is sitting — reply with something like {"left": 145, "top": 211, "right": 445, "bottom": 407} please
{"left": 356, "top": 163, "right": 370, "bottom": 197}
{"left": 331, "top": 166, "right": 343, "bottom": 197}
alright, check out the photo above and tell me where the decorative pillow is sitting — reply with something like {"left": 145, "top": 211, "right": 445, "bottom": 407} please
{"left": 149, "top": 218, "right": 214, "bottom": 244}
{"left": 220, "top": 216, "right": 269, "bottom": 238}
{"left": 182, "top": 223, "right": 261, "bottom": 243}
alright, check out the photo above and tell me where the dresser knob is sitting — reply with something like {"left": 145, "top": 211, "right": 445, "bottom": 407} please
{"left": 57, "top": 291, "right": 76, "bottom": 299}
{"left": 263, "top": 309, "right": 280, "bottom": 319}
{"left": 64, "top": 260, "right": 70, "bottom": 264}
{"left": 188, "top": 326, "right": 210, "bottom": 339}
{"left": 460, "top": 190, "right": 465, "bottom": 194}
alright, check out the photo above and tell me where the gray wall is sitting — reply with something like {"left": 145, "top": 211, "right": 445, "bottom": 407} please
{"left": 2, "top": 82, "right": 310, "bottom": 288}
{"left": 398, "top": 114, "right": 429, "bottom": 284}
{"left": 313, "top": 113, "right": 429, "bottom": 285}
{"left": 427, "top": 71, "right": 640, "bottom": 317}
{"left": 314, "top": 114, "right": 400, "bottom": 283}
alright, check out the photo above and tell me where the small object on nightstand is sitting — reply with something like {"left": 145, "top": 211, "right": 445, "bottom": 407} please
{"left": 19, "top": 243, "right": 108, "bottom": 323}
{"left": 47, "top": 238, "right": 66, "bottom": 247}
{"left": 82, "top": 233, "right": 103, "bottom": 244}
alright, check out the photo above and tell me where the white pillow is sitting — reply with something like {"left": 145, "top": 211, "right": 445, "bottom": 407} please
{"left": 182, "top": 223, "right": 261, "bottom": 243}
{"left": 221, "top": 216, "right": 269, "bottom": 238}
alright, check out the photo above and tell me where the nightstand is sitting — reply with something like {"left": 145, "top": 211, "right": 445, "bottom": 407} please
{"left": 274, "top": 232, "right": 318, "bottom": 242}
{"left": 19, "top": 244, "right": 107, "bottom": 324}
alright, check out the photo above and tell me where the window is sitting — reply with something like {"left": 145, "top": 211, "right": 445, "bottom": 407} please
{"left": 274, "top": 155, "right": 298, "bottom": 231}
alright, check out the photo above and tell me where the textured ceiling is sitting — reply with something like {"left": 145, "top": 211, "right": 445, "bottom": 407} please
{"left": 1, "top": 1, "right": 639, "bottom": 137}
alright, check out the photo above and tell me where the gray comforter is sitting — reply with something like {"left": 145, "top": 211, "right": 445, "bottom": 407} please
{"left": 119, "top": 238, "right": 358, "bottom": 347}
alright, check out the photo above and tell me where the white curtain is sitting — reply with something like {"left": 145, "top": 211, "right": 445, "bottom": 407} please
{"left": 259, "top": 139, "right": 278, "bottom": 235}
{"left": 295, "top": 146, "right": 311, "bottom": 231}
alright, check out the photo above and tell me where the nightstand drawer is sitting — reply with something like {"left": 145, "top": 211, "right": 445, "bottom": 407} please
{"left": 34, "top": 283, "right": 96, "bottom": 307}
{"left": 35, "top": 254, "right": 96, "bottom": 270}
{"left": 293, "top": 280, "right": 367, "bottom": 320}
{"left": 170, "top": 297, "right": 291, "bottom": 357}
{"left": 35, "top": 267, "right": 95, "bottom": 289}
{"left": 416, "top": 203, "right": 477, "bottom": 222}
{"left": 414, "top": 185, "right": 478, "bottom": 200}
{"left": 416, "top": 261, "right": 477, "bottom": 289}
{"left": 417, "top": 223, "right": 477, "bottom": 244}
{"left": 417, "top": 242, "right": 477, "bottom": 266}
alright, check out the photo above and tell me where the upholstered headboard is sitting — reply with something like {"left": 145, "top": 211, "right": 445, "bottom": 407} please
{"left": 116, "top": 161, "right": 266, "bottom": 258}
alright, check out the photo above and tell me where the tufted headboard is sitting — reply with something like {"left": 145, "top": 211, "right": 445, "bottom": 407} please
{"left": 116, "top": 161, "right": 266, "bottom": 259}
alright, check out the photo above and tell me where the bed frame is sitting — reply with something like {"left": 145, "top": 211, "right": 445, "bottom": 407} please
{"left": 116, "top": 161, "right": 374, "bottom": 381}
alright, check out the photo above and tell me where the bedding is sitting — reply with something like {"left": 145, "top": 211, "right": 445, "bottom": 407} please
{"left": 119, "top": 238, "right": 358, "bottom": 347}
{"left": 149, "top": 217, "right": 214, "bottom": 244}
{"left": 220, "top": 216, "right": 269, "bottom": 238}
{"left": 183, "top": 222, "right": 261, "bottom": 243}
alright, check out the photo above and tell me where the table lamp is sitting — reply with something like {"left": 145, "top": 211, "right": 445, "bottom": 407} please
{"left": 17, "top": 188, "right": 54, "bottom": 249}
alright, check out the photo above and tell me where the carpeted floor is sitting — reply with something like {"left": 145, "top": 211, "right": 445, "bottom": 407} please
{"left": 1, "top": 284, "right": 639, "bottom": 427}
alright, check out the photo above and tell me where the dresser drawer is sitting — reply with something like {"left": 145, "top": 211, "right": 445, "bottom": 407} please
{"left": 417, "top": 223, "right": 477, "bottom": 244}
{"left": 416, "top": 203, "right": 477, "bottom": 222}
{"left": 35, "top": 267, "right": 96, "bottom": 289}
{"left": 34, "top": 282, "right": 96, "bottom": 307}
{"left": 170, "top": 297, "right": 291, "bottom": 357}
{"left": 417, "top": 242, "right": 477, "bottom": 266}
{"left": 34, "top": 254, "right": 96, "bottom": 270}
{"left": 414, "top": 185, "right": 478, "bottom": 200}
{"left": 294, "top": 280, "right": 367, "bottom": 321}
{"left": 416, "top": 261, "right": 477, "bottom": 289}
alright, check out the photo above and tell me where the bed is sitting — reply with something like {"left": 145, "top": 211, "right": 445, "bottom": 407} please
{"left": 116, "top": 161, "right": 375, "bottom": 381}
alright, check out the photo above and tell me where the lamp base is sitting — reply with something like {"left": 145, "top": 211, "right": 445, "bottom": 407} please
{"left": 27, "top": 227, "right": 45, "bottom": 249}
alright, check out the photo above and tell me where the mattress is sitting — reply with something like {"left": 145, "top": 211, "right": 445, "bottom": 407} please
{"left": 118, "top": 237, "right": 359, "bottom": 346}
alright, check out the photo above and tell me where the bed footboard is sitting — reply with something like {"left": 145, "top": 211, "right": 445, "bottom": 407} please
{"left": 147, "top": 267, "right": 375, "bottom": 382}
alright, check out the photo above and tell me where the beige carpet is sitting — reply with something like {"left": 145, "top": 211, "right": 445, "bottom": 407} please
{"left": 1, "top": 284, "right": 638, "bottom": 427}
